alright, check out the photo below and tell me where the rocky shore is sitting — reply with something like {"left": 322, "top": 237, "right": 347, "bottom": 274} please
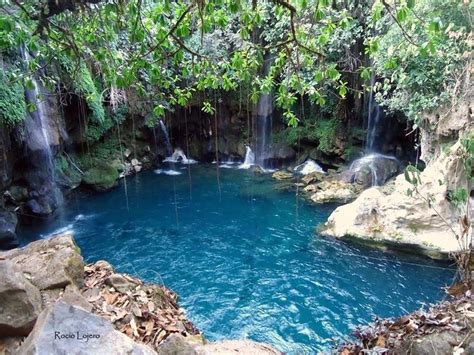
{"left": 339, "top": 292, "right": 474, "bottom": 354}
{"left": 0, "top": 235, "right": 280, "bottom": 355}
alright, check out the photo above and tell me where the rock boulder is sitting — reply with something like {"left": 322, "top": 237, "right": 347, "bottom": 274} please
{"left": 18, "top": 302, "right": 156, "bottom": 354}
{"left": 0, "top": 234, "right": 84, "bottom": 290}
{"left": 0, "top": 260, "right": 42, "bottom": 336}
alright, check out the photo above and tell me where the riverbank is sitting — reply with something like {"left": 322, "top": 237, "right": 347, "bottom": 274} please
{"left": 0, "top": 234, "right": 280, "bottom": 354}
{"left": 339, "top": 292, "right": 474, "bottom": 354}
{"left": 0, "top": 234, "right": 471, "bottom": 354}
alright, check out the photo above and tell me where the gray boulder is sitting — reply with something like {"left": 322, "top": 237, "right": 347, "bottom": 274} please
{"left": 344, "top": 154, "right": 399, "bottom": 188}
{"left": 0, "top": 211, "right": 18, "bottom": 250}
{"left": 0, "top": 234, "right": 84, "bottom": 290}
{"left": 0, "top": 260, "right": 42, "bottom": 336}
{"left": 17, "top": 302, "right": 156, "bottom": 354}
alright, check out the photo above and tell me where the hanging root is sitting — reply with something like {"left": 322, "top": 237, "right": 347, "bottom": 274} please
{"left": 110, "top": 86, "right": 128, "bottom": 110}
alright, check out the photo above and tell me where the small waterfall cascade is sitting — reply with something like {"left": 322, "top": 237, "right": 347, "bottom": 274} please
{"left": 349, "top": 153, "right": 398, "bottom": 187}
{"left": 159, "top": 119, "right": 173, "bottom": 156}
{"left": 294, "top": 159, "right": 325, "bottom": 175}
{"left": 255, "top": 57, "right": 273, "bottom": 167}
{"left": 163, "top": 148, "right": 197, "bottom": 164}
{"left": 20, "top": 45, "right": 64, "bottom": 213}
{"left": 20, "top": 47, "right": 55, "bottom": 176}
{"left": 348, "top": 72, "right": 397, "bottom": 187}
{"left": 238, "top": 146, "right": 255, "bottom": 169}
{"left": 365, "top": 71, "right": 383, "bottom": 152}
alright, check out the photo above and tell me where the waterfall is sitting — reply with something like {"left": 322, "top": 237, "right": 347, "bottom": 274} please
{"left": 294, "top": 159, "right": 325, "bottom": 175}
{"left": 20, "top": 47, "right": 55, "bottom": 177}
{"left": 20, "top": 45, "right": 64, "bottom": 214}
{"left": 163, "top": 148, "right": 197, "bottom": 164}
{"left": 349, "top": 153, "right": 398, "bottom": 187}
{"left": 238, "top": 146, "right": 255, "bottom": 169}
{"left": 365, "top": 71, "right": 383, "bottom": 152}
{"left": 346, "top": 70, "right": 398, "bottom": 188}
{"left": 255, "top": 57, "right": 273, "bottom": 167}
{"left": 159, "top": 119, "right": 173, "bottom": 156}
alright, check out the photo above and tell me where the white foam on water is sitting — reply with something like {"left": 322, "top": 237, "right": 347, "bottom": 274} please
{"left": 219, "top": 164, "right": 235, "bottom": 169}
{"left": 43, "top": 224, "right": 74, "bottom": 238}
{"left": 294, "top": 159, "right": 325, "bottom": 175}
{"left": 163, "top": 148, "right": 197, "bottom": 164}
{"left": 238, "top": 146, "right": 255, "bottom": 169}
{"left": 154, "top": 169, "right": 182, "bottom": 176}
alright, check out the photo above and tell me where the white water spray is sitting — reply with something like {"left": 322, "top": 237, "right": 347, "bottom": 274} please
{"left": 239, "top": 146, "right": 255, "bottom": 169}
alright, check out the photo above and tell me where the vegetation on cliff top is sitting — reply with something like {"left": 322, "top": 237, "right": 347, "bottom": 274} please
{"left": 0, "top": 0, "right": 470, "bottom": 142}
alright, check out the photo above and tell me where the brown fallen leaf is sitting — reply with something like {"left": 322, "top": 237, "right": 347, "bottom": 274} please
{"left": 376, "top": 334, "right": 386, "bottom": 348}
{"left": 103, "top": 292, "right": 119, "bottom": 305}
{"left": 144, "top": 320, "right": 155, "bottom": 336}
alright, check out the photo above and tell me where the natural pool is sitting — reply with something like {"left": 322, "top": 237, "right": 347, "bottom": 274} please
{"left": 19, "top": 165, "right": 455, "bottom": 352}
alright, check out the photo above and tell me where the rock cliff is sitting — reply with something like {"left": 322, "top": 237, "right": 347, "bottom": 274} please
{"left": 321, "top": 88, "right": 473, "bottom": 259}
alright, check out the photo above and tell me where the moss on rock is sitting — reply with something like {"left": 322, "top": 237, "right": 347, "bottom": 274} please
{"left": 82, "top": 163, "right": 119, "bottom": 191}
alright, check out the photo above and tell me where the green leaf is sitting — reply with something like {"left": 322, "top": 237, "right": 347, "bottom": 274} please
{"left": 396, "top": 7, "right": 408, "bottom": 22}
{"left": 360, "top": 67, "right": 371, "bottom": 81}
{"left": 153, "top": 104, "right": 165, "bottom": 118}
{"left": 338, "top": 82, "right": 347, "bottom": 98}
{"left": 407, "top": 0, "right": 415, "bottom": 9}
{"left": 25, "top": 79, "right": 35, "bottom": 91}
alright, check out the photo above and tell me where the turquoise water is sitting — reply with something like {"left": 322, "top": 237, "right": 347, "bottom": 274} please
{"left": 19, "top": 165, "right": 454, "bottom": 352}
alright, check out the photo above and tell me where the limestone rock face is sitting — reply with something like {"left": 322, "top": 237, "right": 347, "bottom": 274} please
{"left": 18, "top": 302, "right": 156, "bottom": 355}
{"left": 0, "top": 260, "right": 42, "bottom": 336}
{"left": 0, "top": 234, "right": 84, "bottom": 290}
{"left": 310, "top": 180, "right": 358, "bottom": 204}
{"left": 320, "top": 143, "right": 467, "bottom": 257}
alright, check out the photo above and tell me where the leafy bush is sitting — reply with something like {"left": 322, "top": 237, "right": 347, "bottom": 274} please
{"left": 58, "top": 55, "right": 105, "bottom": 124}
{"left": 371, "top": 0, "right": 471, "bottom": 124}
{"left": 0, "top": 69, "right": 27, "bottom": 126}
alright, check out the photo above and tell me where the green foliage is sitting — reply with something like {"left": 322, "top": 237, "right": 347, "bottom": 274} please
{"left": 460, "top": 132, "right": 474, "bottom": 181}
{"left": 371, "top": 0, "right": 471, "bottom": 124}
{"left": 86, "top": 105, "right": 127, "bottom": 143}
{"left": 448, "top": 187, "right": 468, "bottom": 208}
{"left": 58, "top": 56, "right": 105, "bottom": 124}
{"left": 275, "top": 117, "right": 340, "bottom": 154}
{"left": 315, "top": 118, "right": 340, "bottom": 154}
{"left": 0, "top": 69, "right": 27, "bottom": 126}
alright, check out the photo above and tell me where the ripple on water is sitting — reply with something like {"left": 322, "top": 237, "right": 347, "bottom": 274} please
{"left": 18, "top": 166, "right": 455, "bottom": 353}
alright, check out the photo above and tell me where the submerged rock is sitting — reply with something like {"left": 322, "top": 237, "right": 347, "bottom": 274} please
{"left": 0, "top": 211, "right": 18, "bottom": 250}
{"left": 157, "top": 334, "right": 281, "bottom": 355}
{"left": 18, "top": 302, "right": 156, "bottom": 354}
{"left": 0, "top": 260, "right": 43, "bottom": 336}
{"left": 195, "top": 340, "right": 282, "bottom": 354}
{"left": 271, "top": 171, "right": 294, "bottom": 180}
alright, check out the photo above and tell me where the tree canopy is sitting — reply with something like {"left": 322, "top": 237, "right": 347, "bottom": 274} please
{"left": 0, "top": 0, "right": 471, "bottom": 130}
